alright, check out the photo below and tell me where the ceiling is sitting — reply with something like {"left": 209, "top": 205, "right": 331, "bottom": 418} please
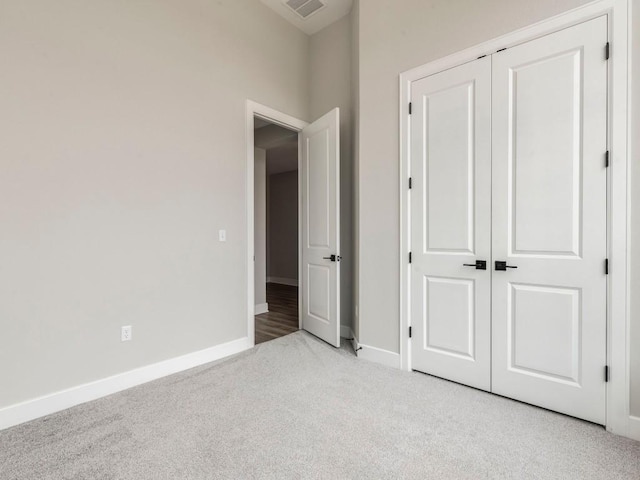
{"left": 260, "top": 0, "right": 353, "bottom": 35}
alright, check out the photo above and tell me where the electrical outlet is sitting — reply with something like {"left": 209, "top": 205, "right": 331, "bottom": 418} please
{"left": 218, "top": 229, "right": 226, "bottom": 242}
{"left": 121, "top": 325, "right": 132, "bottom": 342}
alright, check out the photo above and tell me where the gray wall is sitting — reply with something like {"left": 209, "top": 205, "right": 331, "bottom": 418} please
{"left": 267, "top": 171, "right": 299, "bottom": 282}
{"left": 254, "top": 148, "right": 267, "bottom": 307}
{"left": 310, "top": 14, "right": 354, "bottom": 333}
{"left": 0, "top": 0, "right": 309, "bottom": 409}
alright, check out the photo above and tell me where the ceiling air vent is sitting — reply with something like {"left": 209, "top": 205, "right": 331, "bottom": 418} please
{"left": 285, "top": 0, "right": 326, "bottom": 19}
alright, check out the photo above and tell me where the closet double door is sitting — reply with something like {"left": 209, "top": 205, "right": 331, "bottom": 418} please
{"left": 410, "top": 16, "right": 608, "bottom": 424}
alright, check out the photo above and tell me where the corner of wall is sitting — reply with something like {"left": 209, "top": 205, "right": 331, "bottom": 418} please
{"left": 351, "top": 0, "right": 361, "bottom": 341}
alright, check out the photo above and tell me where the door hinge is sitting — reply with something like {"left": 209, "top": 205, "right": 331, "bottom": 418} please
{"left": 605, "top": 258, "right": 609, "bottom": 275}
{"left": 606, "top": 42, "right": 610, "bottom": 60}
{"left": 409, "top": 252, "right": 412, "bottom": 264}
{"left": 605, "top": 151, "right": 610, "bottom": 168}
{"left": 409, "top": 102, "right": 412, "bottom": 115}
{"left": 409, "top": 177, "right": 413, "bottom": 189}
{"left": 605, "top": 365, "right": 610, "bottom": 382}
{"left": 409, "top": 326, "right": 412, "bottom": 338}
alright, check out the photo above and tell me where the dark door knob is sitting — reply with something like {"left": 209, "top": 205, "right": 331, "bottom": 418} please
{"left": 495, "top": 261, "right": 518, "bottom": 271}
{"left": 323, "top": 255, "right": 341, "bottom": 262}
{"left": 463, "top": 260, "right": 487, "bottom": 270}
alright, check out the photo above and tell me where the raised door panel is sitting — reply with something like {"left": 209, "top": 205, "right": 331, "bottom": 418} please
{"left": 509, "top": 49, "right": 582, "bottom": 257}
{"left": 425, "top": 82, "right": 475, "bottom": 253}
{"left": 423, "top": 277, "right": 475, "bottom": 360}
{"left": 509, "top": 284, "right": 581, "bottom": 385}
{"left": 307, "top": 130, "right": 330, "bottom": 249}
{"left": 307, "top": 264, "right": 331, "bottom": 325}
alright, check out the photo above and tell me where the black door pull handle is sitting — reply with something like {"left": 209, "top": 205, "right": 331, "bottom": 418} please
{"left": 463, "top": 260, "right": 487, "bottom": 270}
{"left": 323, "top": 255, "right": 341, "bottom": 262}
{"left": 495, "top": 261, "right": 517, "bottom": 271}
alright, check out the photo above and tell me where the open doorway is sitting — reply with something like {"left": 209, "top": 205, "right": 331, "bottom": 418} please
{"left": 247, "top": 101, "right": 341, "bottom": 349}
{"left": 254, "top": 117, "right": 300, "bottom": 344}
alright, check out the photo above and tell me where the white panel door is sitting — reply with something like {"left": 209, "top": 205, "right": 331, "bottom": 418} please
{"left": 301, "top": 108, "right": 340, "bottom": 348}
{"left": 491, "top": 17, "right": 608, "bottom": 424}
{"left": 410, "top": 57, "right": 492, "bottom": 390}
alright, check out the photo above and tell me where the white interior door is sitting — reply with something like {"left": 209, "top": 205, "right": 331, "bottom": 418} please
{"left": 491, "top": 16, "right": 608, "bottom": 424}
{"left": 410, "top": 57, "right": 492, "bottom": 390}
{"left": 301, "top": 108, "right": 340, "bottom": 348}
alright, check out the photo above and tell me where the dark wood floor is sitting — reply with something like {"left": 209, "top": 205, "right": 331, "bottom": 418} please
{"left": 255, "top": 283, "right": 299, "bottom": 345}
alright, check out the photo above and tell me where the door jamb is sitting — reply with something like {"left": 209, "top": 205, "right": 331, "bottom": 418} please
{"left": 398, "top": 0, "right": 632, "bottom": 438}
{"left": 246, "top": 100, "right": 308, "bottom": 347}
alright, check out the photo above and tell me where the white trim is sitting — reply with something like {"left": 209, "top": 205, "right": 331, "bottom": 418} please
{"left": 0, "top": 336, "right": 251, "bottom": 431}
{"left": 399, "top": 0, "right": 632, "bottom": 438}
{"left": 628, "top": 0, "right": 636, "bottom": 438}
{"left": 606, "top": 0, "right": 632, "bottom": 439}
{"left": 246, "top": 100, "right": 308, "bottom": 344}
{"left": 355, "top": 341, "right": 401, "bottom": 369}
{"left": 255, "top": 303, "right": 269, "bottom": 315}
{"left": 297, "top": 116, "right": 304, "bottom": 332}
{"left": 630, "top": 416, "right": 640, "bottom": 441}
{"left": 267, "top": 276, "right": 299, "bottom": 287}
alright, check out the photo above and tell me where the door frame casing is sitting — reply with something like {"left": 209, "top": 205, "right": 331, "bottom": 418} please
{"left": 246, "top": 100, "right": 308, "bottom": 346}
{"left": 398, "top": 0, "right": 632, "bottom": 438}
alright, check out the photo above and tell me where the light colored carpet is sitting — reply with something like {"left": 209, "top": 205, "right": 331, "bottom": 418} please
{"left": 1, "top": 331, "right": 639, "bottom": 479}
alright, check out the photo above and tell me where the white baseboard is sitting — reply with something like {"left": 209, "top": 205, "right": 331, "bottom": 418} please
{"left": 0, "top": 336, "right": 252, "bottom": 432}
{"left": 350, "top": 333, "right": 400, "bottom": 369}
{"left": 267, "top": 276, "right": 298, "bottom": 287}
{"left": 354, "top": 340, "right": 401, "bottom": 369}
{"left": 630, "top": 415, "right": 640, "bottom": 441}
{"left": 255, "top": 303, "right": 269, "bottom": 315}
